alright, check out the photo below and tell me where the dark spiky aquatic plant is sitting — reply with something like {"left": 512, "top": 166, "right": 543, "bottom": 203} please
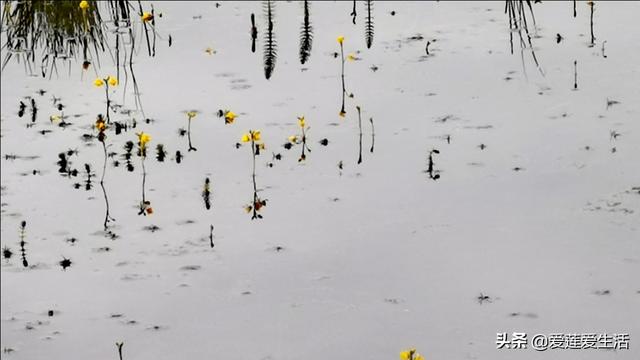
{"left": 299, "top": 0, "right": 313, "bottom": 64}
{"left": 263, "top": 0, "right": 277, "bottom": 79}
{"left": 364, "top": 0, "right": 374, "bottom": 48}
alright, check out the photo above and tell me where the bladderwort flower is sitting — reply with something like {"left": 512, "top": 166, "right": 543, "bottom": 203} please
{"left": 94, "top": 75, "right": 118, "bottom": 123}
{"left": 136, "top": 132, "right": 152, "bottom": 216}
{"left": 239, "top": 130, "right": 267, "bottom": 219}
{"left": 400, "top": 348, "right": 424, "bottom": 360}
{"left": 142, "top": 12, "right": 154, "bottom": 22}
{"left": 225, "top": 111, "right": 237, "bottom": 124}
{"left": 79, "top": 1, "right": 89, "bottom": 10}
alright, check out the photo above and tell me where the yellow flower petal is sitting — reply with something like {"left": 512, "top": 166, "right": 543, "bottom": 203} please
{"left": 288, "top": 135, "right": 298, "bottom": 143}
{"left": 337, "top": 35, "right": 345, "bottom": 45}
{"left": 225, "top": 111, "right": 237, "bottom": 124}
{"left": 414, "top": 355, "right": 424, "bottom": 360}
{"left": 241, "top": 134, "right": 251, "bottom": 143}
{"left": 142, "top": 12, "right": 153, "bottom": 22}
{"left": 297, "top": 116, "right": 305, "bottom": 128}
{"left": 107, "top": 76, "right": 118, "bottom": 86}
{"left": 137, "top": 132, "right": 151, "bottom": 147}
{"left": 79, "top": 1, "right": 89, "bottom": 10}
{"left": 187, "top": 111, "right": 197, "bottom": 118}
{"left": 347, "top": 53, "right": 357, "bottom": 62}
{"left": 94, "top": 78, "right": 104, "bottom": 87}
{"left": 400, "top": 351, "right": 411, "bottom": 360}
{"left": 252, "top": 130, "right": 261, "bottom": 141}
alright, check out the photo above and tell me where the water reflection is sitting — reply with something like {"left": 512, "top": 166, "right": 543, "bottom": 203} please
{"left": 299, "top": 0, "right": 313, "bottom": 64}
{"left": 263, "top": 0, "right": 277, "bottom": 79}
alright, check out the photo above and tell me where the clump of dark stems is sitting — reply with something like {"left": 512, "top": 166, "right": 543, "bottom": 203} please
{"left": 57, "top": 151, "right": 78, "bottom": 177}
{"left": 30, "top": 98, "right": 37, "bottom": 123}
{"left": 202, "top": 177, "right": 211, "bottom": 210}
{"left": 155, "top": 144, "right": 166, "bottom": 162}
{"left": 19, "top": 221, "right": 28, "bottom": 267}
{"left": 263, "top": 0, "right": 277, "bottom": 79}
{"left": 83, "top": 163, "right": 94, "bottom": 191}
{"left": 122, "top": 141, "right": 135, "bottom": 172}
{"left": 299, "top": 0, "right": 313, "bottom": 64}
{"left": 505, "top": 0, "right": 543, "bottom": 76}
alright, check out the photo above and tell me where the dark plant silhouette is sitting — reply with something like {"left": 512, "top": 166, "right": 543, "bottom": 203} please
{"left": 202, "top": 177, "right": 211, "bottom": 210}
{"left": 116, "top": 342, "right": 124, "bottom": 360}
{"left": 239, "top": 130, "right": 267, "bottom": 219}
{"left": 369, "top": 117, "right": 375, "bottom": 153}
{"left": 136, "top": 132, "right": 152, "bottom": 216}
{"left": 365, "top": 0, "right": 374, "bottom": 48}
{"left": 588, "top": 1, "right": 595, "bottom": 46}
{"left": 350, "top": 0, "right": 357, "bottom": 24}
{"left": 19, "top": 221, "right": 28, "bottom": 267}
{"left": 2, "top": 246, "right": 13, "bottom": 261}
{"left": 426, "top": 149, "right": 440, "bottom": 180}
{"left": 95, "top": 115, "right": 115, "bottom": 231}
{"left": 356, "top": 106, "right": 363, "bottom": 164}
{"left": 505, "top": 0, "right": 543, "bottom": 76}
{"left": 185, "top": 111, "right": 198, "bottom": 152}
{"left": 284, "top": 116, "right": 312, "bottom": 162}
{"left": 263, "top": 0, "right": 277, "bottom": 79}
{"left": 251, "top": 13, "right": 258, "bottom": 53}
{"left": 299, "top": 0, "right": 313, "bottom": 64}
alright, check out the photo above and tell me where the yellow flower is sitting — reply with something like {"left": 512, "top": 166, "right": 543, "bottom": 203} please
{"left": 225, "top": 111, "right": 237, "bottom": 124}
{"left": 244, "top": 205, "right": 253, "bottom": 213}
{"left": 258, "top": 143, "right": 266, "bottom": 150}
{"left": 241, "top": 133, "right": 251, "bottom": 143}
{"left": 95, "top": 119, "right": 106, "bottom": 131}
{"left": 288, "top": 135, "right": 298, "bottom": 143}
{"left": 339, "top": 110, "right": 346, "bottom": 118}
{"left": 142, "top": 12, "right": 154, "bottom": 22}
{"left": 79, "top": 1, "right": 89, "bottom": 10}
{"left": 251, "top": 130, "right": 261, "bottom": 141}
{"left": 94, "top": 78, "right": 104, "bottom": 87}
{"left": 347, "top": 53, "right": 357, "bottom": 61}
{"left": 137, "top": 132, "right": 151, "bottom": 147}
{"left": 297, "top": 116, "right": 305, "bottom": 128}
{"left": 337, "top": 35, "right": 345, "bottom": 45}
{"left": 107, "top": 76, "right": 118, "bottom": 86}
{"left": 50, "top": 115, "right": 61, "bottom": 123}
{"left": 187, "top": 111, "right": 197, "bottom": 118}
{"left": 400, "top": 349, "right": 423, "bottom": 360}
